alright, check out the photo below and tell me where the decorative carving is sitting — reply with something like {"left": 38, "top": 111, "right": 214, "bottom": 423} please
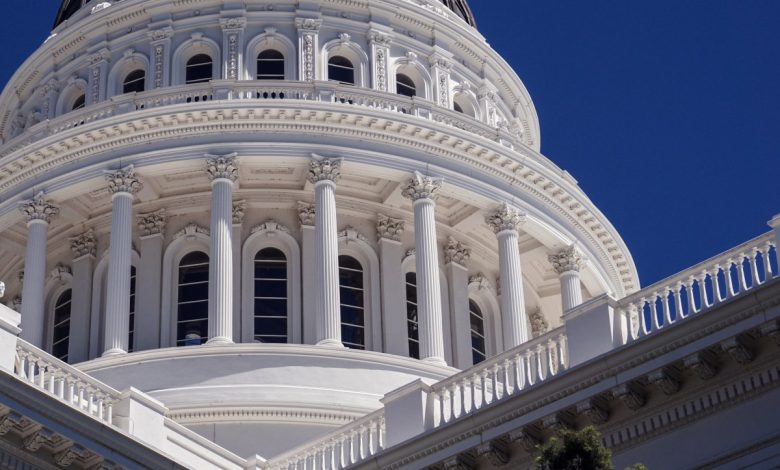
{"left": 296, "top": 18, "right": 321, "bottom": 82}
{"left": 23, "top": 428, "right": 52, "bottom": 452}
{"left": 0, "top": 412, "right": 22, "bottom": 435}
{"left": 444, "top": 236, "right": 470, "bottom": 265}
{"left": 251, "top": 220, "right": 290, "bottom": 235}
{"left": 529, "top": 309, "right": 549, "bottom": 338}
{"left": 174, "top": 224, "right": 209, "bottom": 240}
{"left": 55, "top": 445, "right": 83, "bottom": 467}
{"left": 296, "top": 18, "right": 322, "bottom": 31}
{"left": 508, "top": 425, "right": 542, "bottom": 452}
{"left": 401, "top": 172, "right": 443, "bottom": 201}
{"left": 137, "top": 210, "right": 166, "bottom": 237}
{"left": 760, "top": 320, "right": 780, "bottom": 346}
{"left": 469, "top": 273, "right": 491, "bottom": 291}
{"left": 548, "top": 245, "right": 585, "bottom": 274}
{"left": 148, "top": 27, "right": 173, "bottom": 42}
{"left": 105, "top": 165, "right": 142, "bottom": 194}
{"left": 576, "top": 397, "right": 610, "bottom": 424}
{"left": 226, "top": 32, "right": 239, "bottom": 80}
{"left": 721, "top": 335, "right": 755, "bottom": 365}
{"left": 308, "top": 156, "right": 342, "bottom": 184}
{"left": 404, "top": 248, "right": 416, "bottom": 263}
{"left": 476, "top": 440, "right": 509, "bottom": 466}
{"left": 153, "top": 44, "right": 164, "bottom": 88}
{"left": 443, "top": 454, "right": 475, "bottom": 470}
{"left": 232, "top": 200, "right": 247, "bottom": 225}
{"left": 377, "top": 214, "right": 404, "bottom": 242}
{"left": 647, "top": 367, "right": 682, "bottom": 395}
{"left": 542, "top": 411, "right": 575, "bottom": 436}
{"left": 612, "top": 382, "right": 646, "bottom": 411}
{"left": 338, "top": 226, "right": 369, "bottom": 243}
{"left": 297, "top": 202, "right": 315, "bottom": 226}
{"left": 375, "top": 48, "right": 387, "bottom": 92}
{"left": 486, "top": 203, "right": 525, "bottom": 233}
{"left": 50, "top": 264, "right": 71, "bottom": 281}
{"left": 683, "top": 350, "right": 719, "bottom": 380}
{"left": 19, "top": 192, "right": 59, "bottom": 223}
{"left": 219, "top": 17, "right": 246, "bottom": 31}
{"left": 205, "top": 153, "right": 239, "bottom": 182}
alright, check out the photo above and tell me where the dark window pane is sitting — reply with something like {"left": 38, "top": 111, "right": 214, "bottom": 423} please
{"left": 471, "top": 335, "right": 485, "bottom": 354}
{"left": 407, "top": 317, "right": 419, "bottom": 340}
{"left": 254, "top": 298, "right": 287, "bottom": 317}
{"left": 255, "top": 263, "right": 287, "bottom": 279}
{"left": 254, "top": 317, "right": 287, "bottom": 337}
{"left": 71, "top": 94, "right": 85, "bottom": 111}
{"left": 342, "top": 324, "right": 365, "bottom": 349}
{"left": 472, "top": 349, "right": 486, "bottom": 365}
{"left": 470, "top": 313, "right": 485, "bottom": 336}
{"left": 177, "top": 301, "right": 208, "bottom": 322}
{"left": 123, "top": 69, "right": 145, "bottom": 94}
{"left": 405, "top": 284, "right": 417, "bottom": 303}
{"left": 177, "top": 319, "right": 208, "bottom": 346}
{"left": 408, "top": 341, "right": 420, "bottom": 360}
{"left": 186, "top": 54, "right": 213, "bottom": 84}
{"left": 328, "top": 56, "right": 354, "bottom": 85}
{"left": 256, "top": 247, "right": 286, "bottom": 262}
{"left": 339, "top": 255, "right": 362, "bottom": 271}
{"left": 257, "top": 50, "right": 285, "bottom": 80}
{"left": 396, "top": 73, "right": 416, "bottom": 97}
{"left": 255, "top": 336, "right": 287, "bottom": 344}
{"left": 178, "top": 283, "right": 209, "bottom": 303}
{"left": 52, "top": 290, "right": 72, "bottom": 361}
{"left": 181, "top": 251, "right": 209, "bottom": 265}
{"left": 340, "top": 286, "right": 364, "bottom": 308}
{"left": 255, "top": 279, "right": 287, "bottom": 298}
{"left": 340, "top": 306, "right": 364, "bottom": 327}
{"left": 454, "top": 102, "right": 464, "bottom": 114}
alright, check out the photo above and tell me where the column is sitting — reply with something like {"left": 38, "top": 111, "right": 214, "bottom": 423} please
{"left": 298, "top": 202, "right": 318, "bottom": 344}
{"left": 219, "top": 17, "right": 246, "bottom": 80}
{"left": 232, "top": 201, "right": 246, "bottom": 342}
{"left": 295, "top": 18, "right": 322, "bottom": 81}
{"left": 402, "top": 172, "right": 446, "bottom": 365}
{"left": 103, "top": 166, "right": 142, "bottom": 356}
{"left": 486, "top": 203, "right": 528, "bottom": 348}
{"left": 205, "top": 154, "right": 239, "bottom": 344}
{"left": 309, "top": 157, "right": 343, "bottom": 347}
{"left": 377, "top": 214, "right": 407, "bottom": 356}
{"left": 19, "top": 192, "right": 59, "bottom": 347}
{"left": 136, "top": 210, "right": 166, "bottom": 351}
{"left": 549, "top": 245, "right": 585, "bottom": 313}
{"left": 68, "top": 230, "right": 96, "bottom": 363}
{"left": 445, "top": 237, "right": 472, "bottom": 368}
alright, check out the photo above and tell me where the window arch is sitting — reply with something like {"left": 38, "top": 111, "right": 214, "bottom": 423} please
{"left": 52, "top": 289, "right": 72, "bottom": 361}
{"left": 396, "top": 73, "right": 416, "bottom": 98}
{"left": 256, "top": 50, "right": 285, "bottom": 80}
{"left": 186, "top": 54, "right": 214, "bottom": 84}
{"left": 253, "top": 248, "right": 288, "bottom": 343}
{"left": 392, "top": 58, "right": 432, "bottom": 101}
{"left": 55, "top": 79, "right": 88, "bottom": 116}
{"left": 122, "top": 69, "right": 145, "bottom": 94}
{"left": 245, "top": 31, "right": 297, "bottom": 81}
{"left": 328, "top": 56, "right": 355, "bottom": 85}
{"left": 176, "top": 251, "right": 209, "bottom": 346}
{"left": 405, "top": 272, "right": 420, "bottom": 359}
{"left": 339, "top": 255, "right": 365, "bottom": 349}
{"left": 453, "top": 91, "right": 479, "bottom": 118}
{"left": 469, "top": 299, "right": 486, "bottom": 364}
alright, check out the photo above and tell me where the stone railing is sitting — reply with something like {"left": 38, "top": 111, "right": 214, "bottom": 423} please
{"left": 13, "top": 339, "right": 120, "bottom": 426}
{"left": 264, "top": 409, "right": 386, "bottom": 470}
{"left": 1, "top": 80, "right": 524, "bottom": 159}
{"left": 617, "top": 231, "right": 777, "bottom": 344}
{"left": 429, "top": 327, "right": 567, "bottom": 428}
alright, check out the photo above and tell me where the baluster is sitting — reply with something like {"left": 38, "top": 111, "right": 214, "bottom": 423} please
{"left": 749, "top": 249, "right": 762, "bottom": 287}
{"left": 449, "top": 383, "right": 460, "bottom": 418}
{"left": 649, "top": 294, "right": 661, "bottom": 331}
{"left": 536, "top": 344, "right": 548, "bottom": 381}
{"left": 88, "top": 389, "right": 96, "bottom": 416}
{"left": 437, "top": 389, "right": 446, "bottom": 425}
{"left": 511, "top": 353, "right": 524, "bottom": 391}
{"left": 37, "top": 362, "right": 46, "bottom": 388}
{"left": 685, "top": 278, "right": 698, "bottom": 314}
{"left": 546, "top": 339, "right": 557, "bottom": 376}
{"left": 737, "top": 254, "right": 749, "bottom": 291}
{"left": 479, "top": 370, "right": 490, "bottom": 407}
{"left": 360, "top": 425, "right": 368, "bottom": 461}
{"left": 711, "top": 266, "right": 723, "bottom": 304}
{"left": 697, "top": 273, "right": 710, "bottom": 310}
{"left": 27, "top": 356, "right": 36, "bottom": 383}
{"left": 762, "top": 243, "right": 773, "bottom": 281}
{"left": 724, "top": 260, "right": 737, "bottom": 297}
{"left": 57, "top": 373, "right": 65, "bottom": 399}
{"left": 459, "top": 379, "right": 468, "bottom": 416}
{"left": 502, "top": 360, "right": 512, "bottom": 395}
{"left": 348, "top": 430, "right": 357, "bottom": 465}
{"left": 469, "top": 375, "right": 478, "bottom": 412}
{"left": 47, "top": 368, "right": 56, "bottom": 394}
{"left": 378, "top": 417, "right": 386, "bottom": 451}
{"left": 490, "top": 365, "right": 500, "bottom": 402}
{"left": 671, "top": 283, "right": 684, "bottom": 321}
{"left": 637, "top": 299, "right": 649, "bottom": 336}
{"left": 524, "top": 350, "right": 536, "bottom": 386}
{"left": 662, "top": 288, "right": 673, "bottom": 324}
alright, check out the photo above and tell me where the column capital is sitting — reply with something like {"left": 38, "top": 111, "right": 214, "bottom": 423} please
{"left": 377, "top": 214, "right": 404, "bottom": 242}
{"left": 19, "top": 192, "right": 59, "bottom": 224}
{"left": 69, "top": 229, "right": 97, "bottom": 259}
{"left": 401, "top": 172, "right": 443, "bottom": 202}
{"left": 308, "top": 155, "right": 343, "bottom": 185}
{"left": 486, "top": 203, "right": 525, "bottom": 234}
{"left": 105, "top": 165, "right": 142, "bottom": 195}
{"left": 297, "top": 201, "right": 315, "bottom": 227}
{"left": 548, "top": 245, "right": 585, "bottom": 275}
{"left": 444, "top": 236, "right": 470, "bottom": 266}
{"left": 137, "top": 209, "right": 166, "bottom": 237}
{"left": 232, "top": 200, "right": 247, "bottom": 225}
{"left": 205, "top": 153, "right": 239, "bottom": 182}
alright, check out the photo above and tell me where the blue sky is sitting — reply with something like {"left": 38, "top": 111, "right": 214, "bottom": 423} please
{"left": 0, "top": 1, "right": 777, "bottom": 286}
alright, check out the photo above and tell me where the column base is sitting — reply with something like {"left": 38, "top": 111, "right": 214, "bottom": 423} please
{"left": 316, "top": 339, "right": 345, "bottom": 348}
{"left": 421, "top": 356, "right": 448, "bottom": 367}
{"left": 102, "top": 348, "right": 127, "bottom": 358}
{"left": 206, "top": 337, "right": 234, "bottom": 345}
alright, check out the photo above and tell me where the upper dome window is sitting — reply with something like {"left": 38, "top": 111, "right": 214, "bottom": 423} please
{"left": 328, "top": 56, "right": 355, "bottom": 86}
{"left": 439, "top": 0, "right": 477, "bottom": 27}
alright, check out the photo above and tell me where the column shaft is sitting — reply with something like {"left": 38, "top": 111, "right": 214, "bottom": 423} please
{"left": 207, "top": 178, "right": 234, "bottom": 343}
{"left": 20, "top": 221, "right": 48, "bottom": 347}
{"left": 315, "top": 180, "right": 342, "bottom": 346}
{"left": 498, "top": 230, "right": 528, "bottom": 348}
{"left": 414, "top": 199, "right": 445, "bottom": 363}
{"left": 560, "top": 271, "right": 583, "bottom": 312}
{"left": 104, "top": 193, "right": 134, "bottom": 356}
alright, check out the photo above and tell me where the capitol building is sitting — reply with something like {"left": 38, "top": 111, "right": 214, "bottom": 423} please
{"left": 0, "top": 0, "right": 777, "bottom": 469}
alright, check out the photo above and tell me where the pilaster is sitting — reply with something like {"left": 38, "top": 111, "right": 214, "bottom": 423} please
{"left": 429, "top": 48, "right": 454, "bottom": 109}
{"left": 296, "top": 17, "right": 322, "bottom": 81}
{"left": 368, "top": 28, "right": 393, "bottom": 92}
{"left": 298, "top": 202, "right": 317, "bottom": 344}
{"left": 136, "top": 210, "right": 166, "bottom": 351}
{"left": 445, "top": 237, "right": 472, "bottom": 368}
{"left": 148, "top": 27, "right": 173, "bottom": 89}
{"left": 68, "top": 229, "right": 96, "bottom": 363}
{"left": 232, "top": 200, "right": 246, "bottom": 341}
{"left": 377, "top": 214, "right": 406, "bottom": 356}
{"left": 220, "top": 17, "right": 247, "bottom": 81}
{"left": 86, "top": 48, "right": 110, "bottom": 106}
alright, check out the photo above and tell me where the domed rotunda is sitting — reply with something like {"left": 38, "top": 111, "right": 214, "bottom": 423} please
{"left": 0, "top": 0, "right": 638, "bottom": 461}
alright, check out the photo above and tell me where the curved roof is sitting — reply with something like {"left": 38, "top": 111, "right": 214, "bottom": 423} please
{"left": 54, "top": 0, "right": 476, "bottom": 28}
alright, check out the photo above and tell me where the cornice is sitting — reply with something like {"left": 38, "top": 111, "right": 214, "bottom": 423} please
{"left": 167, "top": 405, "right": 363, "bottom": 426}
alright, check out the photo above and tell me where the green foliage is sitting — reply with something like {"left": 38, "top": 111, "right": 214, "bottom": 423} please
{"left": 624, "top": 465, "right": 648, "bottom": 470}
{"left": 536, "top": 426, "right": 614, "bottom": 470}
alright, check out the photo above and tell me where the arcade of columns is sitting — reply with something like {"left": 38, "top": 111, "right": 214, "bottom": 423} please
{"left": 16, "top": 156, "right": 586, "bottom": 362}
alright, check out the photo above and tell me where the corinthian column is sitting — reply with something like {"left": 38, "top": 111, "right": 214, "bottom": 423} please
{"left": 486, "top": 203, "right": 528, "bottom": 348}
{"left": 549, "top": 245, "right": 585, "bottom": 312}
{"left": 402, "top": 172, "right": 446, "bottom": 365}
{"left": 103, "top": 166, "right": 142, "bottom": 356}
{"left": 19, "top": 193, "right": 59, "bottom": 348}
{"left": 206, "top": 154, "right": 238, "bottom": 344}
{"left": 309, "top": 156, "right": 343, "bottom": 347}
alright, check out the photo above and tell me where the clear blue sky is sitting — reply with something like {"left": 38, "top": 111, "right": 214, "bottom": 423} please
{"left": 0, "top": 1, "right": 777, "bottom": 286}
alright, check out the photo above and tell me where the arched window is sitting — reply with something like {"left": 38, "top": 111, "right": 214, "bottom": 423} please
{"left": 122, "top": 69, "right": 145, "bottom": 94}
{"left": 71, "top": 94, "right": 86, "bottom": 111}
{"left": 328, "top": 56, "right": 355, "bottom": 85}
{"left": 177, "top": 251, "right": 209, "bottom": 346}
{"left": 396, "top": 73, "right": 417, "bottom": 98}
{"left": 454, "top": 102, "right": 464, "bottom": 113}
{"left": 128, "top": 266, "right": 137, "bottom": 352}
{"left": 405, "top": 272, "right": 420, "bottom": 359}
{"left": 52, "top": 290, "right": 72, "bottom": 361}
{"left": 257, "top": 50, "right": 285, "bottom": 80}
{"left": 186, "top": 54, "right": 213, "bottom": 84}
{"left": 254, "top": 248, "right": 288, "bottom": 343}
{"left": 339, "top": 255, "right": 365, "bottom": 349}
{"left": 469, "top": 300, "right": 486, "bottom": 364}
